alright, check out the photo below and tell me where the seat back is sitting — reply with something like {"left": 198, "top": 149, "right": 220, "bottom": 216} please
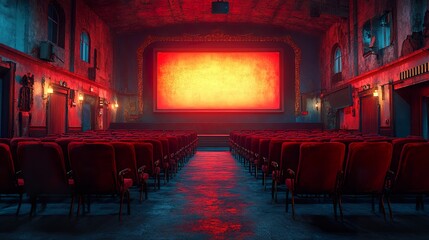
{"left": 55, "top": 137, "right": 82, "bottom": 171}
{"left": 268, "top": 139, "right": 289, "bottom": 169}
{"left": 295, "top": 142, "right": 345, "bottom": 194}
{"left": 393, "top": 143, "right": 429, "bottom": 193}
{"left": 390, "top": 138, "right": 426, "bottom": 175}
{"left": 143, "top": 139, "right": 163, "bottom": 164}
{"left": 0, "top": 143, "right": 18, "bottom": 193}
{"left": 133, "top": 142, "right": 154, "bottom": 174}
{"left": 18, "top": 142, "right": 69, "bottom": 195}
{"left": 342, "top": 142, "right": 393, "bottom": 194}
{"left": 111, "top": 142, "right": 138, "bottom": 183}
{"left": 10, "top": 137, "right": 40, "bottom": 171}
{"left": 258, "top": 138, "right": 271, "bottom": 160}
{"left": 280, "top": 142, "right": 302, "bottom": 174}
{"left": 69, "top": 142, "right": 117, "bottom": 194}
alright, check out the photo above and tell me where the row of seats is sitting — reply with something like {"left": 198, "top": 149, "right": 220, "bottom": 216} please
{"left": 230, "top": 130, "right": 429, "bottom": 220}
{"left": 0, "top": 130, "right": 198, "bottom": 219}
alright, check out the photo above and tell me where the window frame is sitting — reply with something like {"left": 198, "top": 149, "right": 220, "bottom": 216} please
{"left": 333, "top": 46, "right": 342, "bottom": 74}
{"left": 47, "top": 1, "right": 65, "bottom": 48}
{"left": 80, "top": 31, "right": 90, "bottom": 63}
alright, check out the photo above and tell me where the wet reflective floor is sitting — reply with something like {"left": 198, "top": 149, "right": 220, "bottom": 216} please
{"left": 0, "top": 149, "right": 428, "bottom": 239}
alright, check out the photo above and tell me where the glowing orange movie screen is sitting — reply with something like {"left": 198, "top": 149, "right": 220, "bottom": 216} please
{"left": 156, "top": 51, "right": 281, "bottom": 111}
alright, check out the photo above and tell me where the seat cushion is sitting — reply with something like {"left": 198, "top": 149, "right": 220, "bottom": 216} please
{"left": 123, "top": 178, "right": 133, "bottom": 189}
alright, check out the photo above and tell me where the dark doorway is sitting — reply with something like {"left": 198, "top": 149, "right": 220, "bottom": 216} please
{"left": 82, "top": 95, "right": 96, "bottom": 132}
{"left": 422, "top": 97, "right": 429, "bottom": 139}
{"left": 0, "top": 62, "right": 15, "bottom": 137}
{"left": 360, "top": 95, "right": 379, "bottom": 134}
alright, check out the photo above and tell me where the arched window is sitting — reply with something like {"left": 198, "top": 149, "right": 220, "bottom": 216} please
{"left": 333, "top": 46, "right": 342, "bottom": 74}
{"left": 48, "top": 2, "right": 65, "bottom": 48}
{"left": 80, "top": 32, "right": 90, "bottom": 62}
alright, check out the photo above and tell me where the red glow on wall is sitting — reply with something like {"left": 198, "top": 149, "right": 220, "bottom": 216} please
{"left": 155, "top": 51, "right": 281, "bottom": 111}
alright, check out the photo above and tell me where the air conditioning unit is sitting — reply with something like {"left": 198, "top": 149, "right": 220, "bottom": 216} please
{"left": 39, "top": 41, "right": 54, "bottom": 61}
{"left": 211, "top": 1, "right": 229, "bottom": 14}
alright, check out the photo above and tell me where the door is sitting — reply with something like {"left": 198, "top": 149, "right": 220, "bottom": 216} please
{"left": 360, "top": 95, "right": 379, "bottom": 134}
{"left": 0, "top": 62, "right": 15, "bottom": 137}
{"left": 422, "top": 97, "right": 429, "bottom": 139}
{"left": 47, "top": 91, "right": 68, "bottom": 135}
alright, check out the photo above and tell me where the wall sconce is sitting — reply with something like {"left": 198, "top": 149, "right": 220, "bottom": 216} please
{"left": 373, "top": 89, "right": 379, "bottom": 97}
{"left": 41, "top": 77, "right": 53, "bottom": 100}
{"left": 114, "top": 102, "right": 119, "bottom": 108}
{"left": 47, "top": 85, "right": 54, "bottom": 94}
{"left": 78, "top": 93, "right": 84, "bottom": 102}
{"left": 314, "top": 100, "right": 319, "bottom": 111}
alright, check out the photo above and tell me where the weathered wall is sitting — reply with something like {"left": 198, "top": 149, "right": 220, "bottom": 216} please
{"left": 320, "top": 0, "right": 429, "bottom": 134}
{"left": 0, "top": 0, "right": 115, "bottom": 136}
{"left": 74, "top": 0, "right": 114, "bottom": 86}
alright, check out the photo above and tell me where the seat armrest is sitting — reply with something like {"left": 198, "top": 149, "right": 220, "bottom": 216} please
{"left": 119, "top": 168, "right": 131, "bottom": 176}
{"left": 286, "top": 168, "right": 295, "bottom": 178}
{"left": 137, "top": 165, "right": 146, "bottom": 173}
{"left": 271, "top": 161, "right": 279, "bottom": 169}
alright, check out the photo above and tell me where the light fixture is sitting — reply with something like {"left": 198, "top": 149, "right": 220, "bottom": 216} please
{"left": 114, "top": 102, "right": 119, "bottom": 108}
{"left": 47, "top": 85, "right": 54, "bottom": 94}
{"left": 373, "top": 89, "right": 379, "bottom": 97}
{"left": 314, "top": 100, "right": 319, "bottom": 111}
{"left": 78, "top": 93, "right": 84, "bottom": 102}
{"left": 211, "top": 0, "right": 229, "bottom": 14}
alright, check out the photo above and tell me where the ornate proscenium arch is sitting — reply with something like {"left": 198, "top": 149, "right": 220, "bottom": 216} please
{"left": 137, "top": 33, "right": 301, "bottom": 114}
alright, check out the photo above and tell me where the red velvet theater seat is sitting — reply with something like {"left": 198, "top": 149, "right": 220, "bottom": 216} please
{"left": 10, "top": 137, "right": 41, "bottom": 171}
{"left": 111, "top": 142, "right": 144, "bottom": 201}
{"left": 339, "top": 142, "right": 393, "bottom": 220}
{"left": 17, "top": 141, "right": 73, "bottom": 217}
{"left": 387, "top": 142, "right": 429, "bottom": 220}
{"left": 142, "top": 139, "right": 163, "bottom": 190}
{"left": 271, "top": 142, "right": 301, "bottom": 203}
{"left": 285, "top": 142, "right": 345, "bottom": 219}
{"left": 0, "top": 143, "right": 23, "bottom": 215}
{"left": 68, "top": 142, "right": 133, "bottom": 221}
{"left": 390, "top": 138, "right": 426, "bottom": 176}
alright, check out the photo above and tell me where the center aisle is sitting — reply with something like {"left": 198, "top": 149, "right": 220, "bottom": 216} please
{"left": 146, "top": 150, "right": 258, "bottom": 239}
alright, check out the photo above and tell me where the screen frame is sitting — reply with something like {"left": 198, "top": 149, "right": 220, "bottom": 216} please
{"left": 152, "top": 48, "right": 285, "bottom": 113}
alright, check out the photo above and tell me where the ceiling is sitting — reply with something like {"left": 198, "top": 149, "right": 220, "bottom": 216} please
{"left": 84, "top": 0, "right": 349, "bottom": 35}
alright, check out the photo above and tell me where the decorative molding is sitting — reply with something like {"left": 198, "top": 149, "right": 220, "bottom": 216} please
{"left": 29, "top": 126, "right": 47, "bottom": 137}
{"left": 68, "top": 126, "right": 82, "bottom": 133}
{"left": 137, "top": 32, "right": 302, "bottom": 115}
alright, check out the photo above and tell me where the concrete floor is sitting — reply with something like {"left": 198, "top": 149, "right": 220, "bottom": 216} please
{"left": 0, "top": 148, "right": 428, "bottom": 239}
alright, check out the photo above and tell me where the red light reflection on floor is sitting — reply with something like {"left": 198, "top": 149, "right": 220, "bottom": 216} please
{"left": 178, "top": 151, "right": 253, "bottom": 239}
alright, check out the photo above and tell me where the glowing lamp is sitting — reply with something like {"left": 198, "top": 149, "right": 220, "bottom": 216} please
{"left": 114, "top": 103, "right": 119, "bottom": 108}
{"left": 373, "top": 89, "right": 379, "bottom": 97}
{"left": 47, "top": 85, "right": 54, "bottom": 94}
{"left": 314, "top": 101, "right": 319, "bottom": 111}
{"left": 78, "top": 93, "right": 84, "bottom": 102}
